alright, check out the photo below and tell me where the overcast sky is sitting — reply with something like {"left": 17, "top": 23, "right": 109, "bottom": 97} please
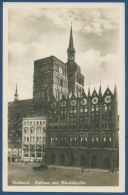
{"left": 7, "top": 4, "right": 122, "bottom": 102}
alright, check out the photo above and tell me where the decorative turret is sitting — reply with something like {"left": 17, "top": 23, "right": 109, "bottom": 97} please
{"left": 114, "top": 83, "right": 117, "bottom": 100}
{"left": 14, "top": 81, "right": 18, "bottom": 101}
{"left": 67, "top": 24, "right": 76, "bottom": 62}
{"left": 114, "top": 83, "right": 118, "bottom": 130}
{"left": 88, "top": 82, "right": 90, "bottom": 97}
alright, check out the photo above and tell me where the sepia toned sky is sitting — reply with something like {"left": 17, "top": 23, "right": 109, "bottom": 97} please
{"left": 8, "top": 4, "right": 121, "bottom": 102}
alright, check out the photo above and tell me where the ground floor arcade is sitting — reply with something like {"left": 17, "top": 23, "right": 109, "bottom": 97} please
{"left": 45, "top": 147, "right": 119, "bottom": 169}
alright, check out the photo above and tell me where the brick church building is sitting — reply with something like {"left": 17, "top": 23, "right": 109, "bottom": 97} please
{"left": 8, "top": 25, "right": 119, "bottom": 169}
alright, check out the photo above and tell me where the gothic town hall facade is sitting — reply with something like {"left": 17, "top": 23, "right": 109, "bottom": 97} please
{"left": 8, "top": 26, "right": 119, "bottom": 169}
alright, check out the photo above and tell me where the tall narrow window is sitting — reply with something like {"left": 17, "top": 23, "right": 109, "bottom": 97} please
{"left": 41, "top": 91, "right": 45, "bottom": 98}
{"left": 60, "top": 78, "right": 63, "bottom": 87}
{"left": 38, "top": 91, "right": 40, "bottom": 99}
{"left": 91, "top": 134, "right": 99, "bottom": 147}
{"left": 47, "top": 74, "right": 51, "bottom": 83}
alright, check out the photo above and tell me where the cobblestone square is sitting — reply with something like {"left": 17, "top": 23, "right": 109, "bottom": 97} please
{"left": 8, "top": 163, "right": 119, "bottom": 186}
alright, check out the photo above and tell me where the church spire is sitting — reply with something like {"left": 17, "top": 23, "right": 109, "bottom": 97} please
{"left": 99, "top": 79, "right": 102, "bottom": 96}
{"left": 14, "top": 81, "right": 18, "bottom": 101}
{"left": 88, "top": 82, "right": 90, "bottom": 97}
{"left": 67, "top": 24, "right": 76, "bottom": 61}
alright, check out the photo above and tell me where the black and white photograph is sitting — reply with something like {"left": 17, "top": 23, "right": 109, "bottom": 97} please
{"left": 3, "top": 2, "right": 125, "bottom": 192}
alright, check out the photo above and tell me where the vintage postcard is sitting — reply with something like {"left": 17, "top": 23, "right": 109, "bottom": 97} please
{"left": 3, "top": 2, "right": 125, "bottom": 192}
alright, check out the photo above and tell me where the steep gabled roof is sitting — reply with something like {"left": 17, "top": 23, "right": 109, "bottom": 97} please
{"left": 8, "top": 99, "right": 33, "bottom": 115}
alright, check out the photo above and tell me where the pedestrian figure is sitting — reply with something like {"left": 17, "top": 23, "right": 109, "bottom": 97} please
{"left": 81, "top": 167, "right": 84, "bottom": 173}
{"left": 112, "top": 168, "right": 114, "bottom": 174}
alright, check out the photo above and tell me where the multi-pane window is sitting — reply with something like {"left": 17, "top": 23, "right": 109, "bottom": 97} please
{"left": 84, "top": 107, "right": 88, "bottom": 112}
{"left": 30, "top": 127, "right": 35, "bottom": 134}
{"left": 24, "top": 127, "right": 29, "bottom": 134}
{"left": 38, "top": 91, "right": 40, "bottom": 99}
{"left": 37, "top": 127, "right": 41, "bottom": 134}
{"left": 104, "top": 105, "right": 107, "bottom": 111}
{"left": 91, "top": 107, "right": 94, "bottom": 111}
{"left": 91, "top": 134, "right": 99, "bottom": 147}
{"left": 24, "top": 137, "right": 29, "bottom": 142}
{"left": 50, "top": 137, "right": 57, "bottom": 146}
{"left": 47, "top": 74, "right": 51, "bottom": 83}
{"left": 96, "top": 105, "right": 99, "bottom": 111}
{"left": 60, "top": 136, "right": 67, "bottom": 146}
{"left": 79, "top": 134, "right": 87, "bottom": 147}
{"left": 69, "top": 134, "right": 76, "bottom": 146}
{"left": 41, "top": 91, "right": 45, "bottom": 98}
{"left": 30, "top": 137, "right": 35, "bottom": 142}
{"left": 103, "top": 134, "right": 112, "bottom": 147}
{"left": 37, "top": 137, "right": 42, "bottom": 142}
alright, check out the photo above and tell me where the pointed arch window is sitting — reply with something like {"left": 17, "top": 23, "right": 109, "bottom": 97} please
{"left": 41, "top": 90, "right": 45, "bottom": 99}
{"left": 91, "top": 134, "right": 99, "bottom": 147}
{"left": 69, "top": 134, "right": 76, "bottom": 146}
{"left": 79, "top": 134, "right": 87, "bottom": 147}
{"left": 103, "top": 134, "right": 112, "bottom": 147}
{"left": 60, "top": 134, "right": 67, "bottom": 146}
{"left": 50, "top": 134, "right": 57, "bottom": 146}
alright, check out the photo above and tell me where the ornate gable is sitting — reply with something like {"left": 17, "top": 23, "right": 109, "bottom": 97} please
{"left": 103, "top": 87, "right": 113, "bottom": 98}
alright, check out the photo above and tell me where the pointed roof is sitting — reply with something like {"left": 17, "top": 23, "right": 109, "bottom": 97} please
{"left": 92, "top": 88, "right": 98, "bottom": 97}
{"left": 99, "top": 85, "right": 102, "bottom": 96}
{"left": 70, "top": 90, "right": 76, "bottom": 99}
{"left": 103, "top": 86, "right": 113, "bottom": 97}
{"left": 114, "top": 83, "right": 117, "bottom": 94}
{"left": 51, "top": 93, "right": 57, "bottom": 102}
{"left": 80, "top": 90, "right": 87, "bottom": 99}
{"left": 88, "top": 84, "right": 90, "bottom": 97}
{"left": 67, "top": 24, "right": 75, "bottom": 53}
{"left": 61, "top": 94, "right": 67, "bottom": 101}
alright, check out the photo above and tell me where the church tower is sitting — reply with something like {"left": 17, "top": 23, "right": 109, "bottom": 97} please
{"left": 67, "top": 25, "right": 84, "bottom": 96}
{"left": 14, "top": 82, "right": 18, "bottom": 101}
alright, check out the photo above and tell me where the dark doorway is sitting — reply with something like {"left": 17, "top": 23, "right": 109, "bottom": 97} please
{"left": 50, "top": 153, "right": 56, "bottom": 165}
{"left": 60, "top": 153, "right": 65, "bottom": 165}
{"left": 91, "top": 155, "right": 97, "bottom": 168}
{"left": 69, "top": 154, "right": 75, "bottom": 166}
{"left": 12, "top": 157, "right": 15, "bottom": 162}
{"left": 103, "top": 157, "right": 110, "bottom": 169}
{"left": 79, "top": 155, "right": 86, "bottom": 167}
